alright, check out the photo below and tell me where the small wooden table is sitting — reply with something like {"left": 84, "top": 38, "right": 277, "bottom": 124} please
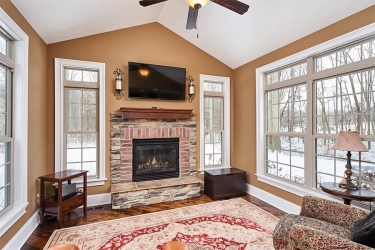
{"left": 39, "top": 170, "right": 88, "bottom": 228}
{"left": 320, "top": 182, "right": 375, "bottom": 205}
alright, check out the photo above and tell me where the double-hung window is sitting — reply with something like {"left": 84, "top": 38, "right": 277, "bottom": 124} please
{"left": 256, "top": 24, "right": 375, "bottom": 200}
{"left": 0, "top": 7, "right": 28, "bottom": 237}
{"left": 65, "top": 69, "right": 98, "bottom": 176}
{"left": 266, "top": 63, "right": 307, "bottom": 184}
{"left": 0, "top": 55, "right": 12, "bottom": 215}
{"left": 55, "top": 59, "right": 106, "bottom": 186}
{"left": 200, "top": 74, "right": 230, "bottom": 171}
{"left": 314, "top": 40, "right": 375, "bottom": 189}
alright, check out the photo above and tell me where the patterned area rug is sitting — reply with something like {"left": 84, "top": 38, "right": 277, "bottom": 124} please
{"left": 44, "top": 198, "right": 279, "bottom": 250}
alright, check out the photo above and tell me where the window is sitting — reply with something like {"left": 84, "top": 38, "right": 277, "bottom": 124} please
{"left": 315, "top": 68, "right": 375, "bottom": 189}
{"left": 199, "top": 75, "right": 230, "bottom": 171}
{"left": 0, "top": 7, "right": 28, "bottom": 237}
{"left": 0, "top": 63, "right": 12, "bottom": 214}
{"left": 256, "top": 23, "right": 375, "bottom": 198}
{"left": 267, "top": 62, "right": 307, "bottom": 85}
{"left": 55, "top": 59, "right": 106, "bottom": 186}
{"left": 316, "top": 37, "right": 375, "bottom": 72}
{"left": 266, "top": 81, "right": 307, "bottom": 184}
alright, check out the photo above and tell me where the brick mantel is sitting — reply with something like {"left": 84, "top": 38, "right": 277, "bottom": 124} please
{"left": 110, "top": 112, "right": 197, "bottom": 184}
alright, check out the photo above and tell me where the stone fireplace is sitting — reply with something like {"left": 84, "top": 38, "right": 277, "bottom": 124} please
{"left": 110, "top": 108, "right": 201, "bottom": 209}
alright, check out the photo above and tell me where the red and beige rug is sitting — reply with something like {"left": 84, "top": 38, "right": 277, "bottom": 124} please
{"left": 44, "top": 198, "right": 279, "bottom": 250}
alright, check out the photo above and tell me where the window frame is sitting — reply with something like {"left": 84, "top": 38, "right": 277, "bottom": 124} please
{"left": 0, "top": 7, "right": 29, "bottom": 237}
{"left": 55, "top": 58, "right": 106, "bottom": 186}
{"left": 256, "top": 23, "right": 375, "bottom": 198}
{"left": 199, "top": 74, "right": 230, "bottom": 172}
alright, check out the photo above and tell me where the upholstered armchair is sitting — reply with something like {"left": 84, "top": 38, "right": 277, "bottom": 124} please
{"left": 273, "top": 195, "right": 372, "bottom": 250}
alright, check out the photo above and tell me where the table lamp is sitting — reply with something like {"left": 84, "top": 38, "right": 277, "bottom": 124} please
{"left": 331, "top": 131, "right": 368, "bottom": 190}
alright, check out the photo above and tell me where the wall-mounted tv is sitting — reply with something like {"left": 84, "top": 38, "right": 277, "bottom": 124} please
{"left": 128, "top": 62, "right": 186, "bottom": 101}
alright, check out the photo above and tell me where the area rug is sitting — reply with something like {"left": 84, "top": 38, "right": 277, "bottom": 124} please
{"left": 44, "top": 198, "right": 279, "bottom": 250}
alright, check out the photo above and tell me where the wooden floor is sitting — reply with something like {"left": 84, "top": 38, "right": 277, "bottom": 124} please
{"left": 21, "top": 193, "right": 286, "bottom": 250}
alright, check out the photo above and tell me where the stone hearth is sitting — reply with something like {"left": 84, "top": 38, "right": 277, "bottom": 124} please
{"left": 111, "top": 176, "right": 201, "bottom": 209}
{"left": 110, "top": 110, "right": 201, "bottom": 208}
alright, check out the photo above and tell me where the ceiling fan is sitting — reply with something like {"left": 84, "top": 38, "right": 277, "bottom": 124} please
{"left": 139, "top": 0, "right": 249, "bottom": 30}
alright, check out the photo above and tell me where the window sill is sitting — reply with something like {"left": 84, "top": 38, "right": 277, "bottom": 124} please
{"left": 256, "top": 173, "right": 349, "bottom": 203}
{"left": 0, "top": 202, "right": 28, "bottom": 237}
{"left": 53, "top": 178, "right": 107, "bottom": 187}
{"left": 256, "top": 173, "right": 322, "bottom": 197}
{"left": 75, "top": 178, "right": 107, "bottom": 187}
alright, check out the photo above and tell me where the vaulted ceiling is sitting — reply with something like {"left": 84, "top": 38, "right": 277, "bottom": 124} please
{"left": 10, "top": 0, "right": 375, "bottom": 69}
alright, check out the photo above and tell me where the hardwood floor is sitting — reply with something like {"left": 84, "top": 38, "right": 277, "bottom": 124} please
{"left": 21, "top": 193, "right": 286, "bottom": 250}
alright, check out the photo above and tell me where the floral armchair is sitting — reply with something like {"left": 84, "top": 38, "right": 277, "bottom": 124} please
{"left": 273, "top": 195, "right": 371, "bottom": 250}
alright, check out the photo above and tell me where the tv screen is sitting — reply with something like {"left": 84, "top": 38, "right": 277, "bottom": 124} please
{"left": 128, "top": 62, "right": 186, "bottom": 100}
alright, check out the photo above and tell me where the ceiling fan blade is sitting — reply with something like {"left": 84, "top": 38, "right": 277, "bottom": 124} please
{"left": 186, "top": 6, "right": 199, "bottom": 30}
{"left": 210, "top": 0, "right": 249, "bottom": 15}
{"left": 139, "top": 0, "right": 168, "bottom": 7}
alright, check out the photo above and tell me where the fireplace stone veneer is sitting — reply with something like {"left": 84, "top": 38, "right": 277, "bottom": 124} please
{"left": 110, "top": 112, "right": 197, "bottom": 184}
{"left": 110, "top": 112, "right": 200, "bottom": 208}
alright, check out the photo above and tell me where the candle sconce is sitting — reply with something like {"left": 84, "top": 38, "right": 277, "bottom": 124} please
{"left": 114, "top": 68, "right": 124, "bottom": 100}
{"left": 186, "top": 75, "right": 195, "bottom": 103}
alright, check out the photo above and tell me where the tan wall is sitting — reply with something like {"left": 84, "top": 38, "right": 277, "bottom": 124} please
{"left": 46, "top": 23, "right": 234, "bottom": 195}
{"left": 0, "top": 0, "right": 47, "bottom": 248}
{"left": 232, "top": 5, "right": 375, "bottom": 206}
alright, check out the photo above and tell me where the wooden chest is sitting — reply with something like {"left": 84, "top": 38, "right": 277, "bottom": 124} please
{"left": 204, "top": 168, "right": 246, "bottom": 200}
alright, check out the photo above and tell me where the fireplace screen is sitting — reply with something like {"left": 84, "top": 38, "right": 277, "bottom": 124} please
{"left": 132, "top": 138, "right": 179, "bottom": 182}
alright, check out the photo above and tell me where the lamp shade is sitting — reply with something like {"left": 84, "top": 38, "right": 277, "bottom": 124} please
{"left": 331, "top": 131, "right": 368, "bottom": 152}
{"left": 185, "top": 0, "right": 209, "bottom": 7}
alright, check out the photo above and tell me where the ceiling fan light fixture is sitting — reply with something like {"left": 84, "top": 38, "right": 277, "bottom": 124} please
{"left": 185, "top": 0, "right": 209, "bottom": 8}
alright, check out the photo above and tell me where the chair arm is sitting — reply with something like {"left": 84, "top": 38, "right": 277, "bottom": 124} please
{"left": 288, "top": 225, "right": 373, "bottom": 250}
{"left": 300, "top": 196, "right": 368, "bottom": 231}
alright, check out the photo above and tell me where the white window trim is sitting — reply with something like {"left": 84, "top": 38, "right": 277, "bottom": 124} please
{"left": 256, "top": 23, "right": 375, "bottom": 197}
{"left": 54, "top": 58, "right": 106, "bottom": 186}
{"left": 0, "top": 7, "right": 29, "bottom": 237}
{"left": 199, "top": 74, "right": 231, "bottom": 173}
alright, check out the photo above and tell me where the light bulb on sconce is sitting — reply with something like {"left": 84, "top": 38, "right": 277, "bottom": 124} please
{"left": 186, "top": 75, "right": 195, "bottom": 103}
{"left": 114, "top": 68, "right": 124, "bottom": 100}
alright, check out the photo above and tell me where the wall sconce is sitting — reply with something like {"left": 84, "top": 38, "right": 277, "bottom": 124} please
{"left": 186, "top": 75, "right": 195, "bottom": 103}
{"left": 113, "top": 68, "right": 124, "bottom": 100}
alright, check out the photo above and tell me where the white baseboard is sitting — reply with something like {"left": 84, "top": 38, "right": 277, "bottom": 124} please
{"left": 87, "top": 192, "right": 111, "bottom": 207}
{"left": 3, "top": 193, "right": 112, "bottom": 250}
{"left": 3, "top": 209, "right": 40, "bottom": 250}
{"left": 246, "top": 183, "right": 301, "bottom": 214}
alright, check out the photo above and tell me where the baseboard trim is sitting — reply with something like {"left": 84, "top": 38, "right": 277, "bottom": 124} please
{"left": 4, "top": 193, "right": 112, "bottom": 249}
{"left": 3, "top": 209, "right": 40, "bottom": 250}
{"left": 87, "top": 192, "right": 111, "bottom": 207}
{"left": 246, "top": 183, "right": 300, "bottom": 214}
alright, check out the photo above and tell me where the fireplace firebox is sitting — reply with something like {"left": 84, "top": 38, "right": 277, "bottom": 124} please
{"left": 132, "top": 138, "right": 179, "bottom": 182}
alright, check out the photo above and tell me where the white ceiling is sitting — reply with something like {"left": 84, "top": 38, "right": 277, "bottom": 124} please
{"left": 9, "top": 0, "right": 375, "bottom": 69}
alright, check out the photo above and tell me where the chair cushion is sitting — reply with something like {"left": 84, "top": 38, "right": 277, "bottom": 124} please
{"left": 352, "top": 209, "right": 375, "bottom": 248}
{"left": 273, "top": 214, "right": 351, "bottom": 249}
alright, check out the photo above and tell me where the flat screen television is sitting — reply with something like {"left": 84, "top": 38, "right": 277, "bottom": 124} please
{"left": 128, "top": 62, "right": 186, "bottom": 100}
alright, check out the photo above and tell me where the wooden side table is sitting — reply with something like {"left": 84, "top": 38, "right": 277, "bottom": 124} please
{"left": 320, "top": 182, "right": 375, "bottom": 205}
{"left": 39, "top": 170, "right": 88, "bottom": 228}
{"left": 204, "top": 168, "right": 246, "bottom": 200}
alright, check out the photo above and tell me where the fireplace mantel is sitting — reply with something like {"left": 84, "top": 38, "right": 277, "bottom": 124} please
{"left": 120, "top": 107, "right": 193, "bottom": 119}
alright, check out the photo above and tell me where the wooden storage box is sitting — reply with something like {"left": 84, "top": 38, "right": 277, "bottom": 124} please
{"left": 204, "top": 168, "right": 246, "bottom": 200}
